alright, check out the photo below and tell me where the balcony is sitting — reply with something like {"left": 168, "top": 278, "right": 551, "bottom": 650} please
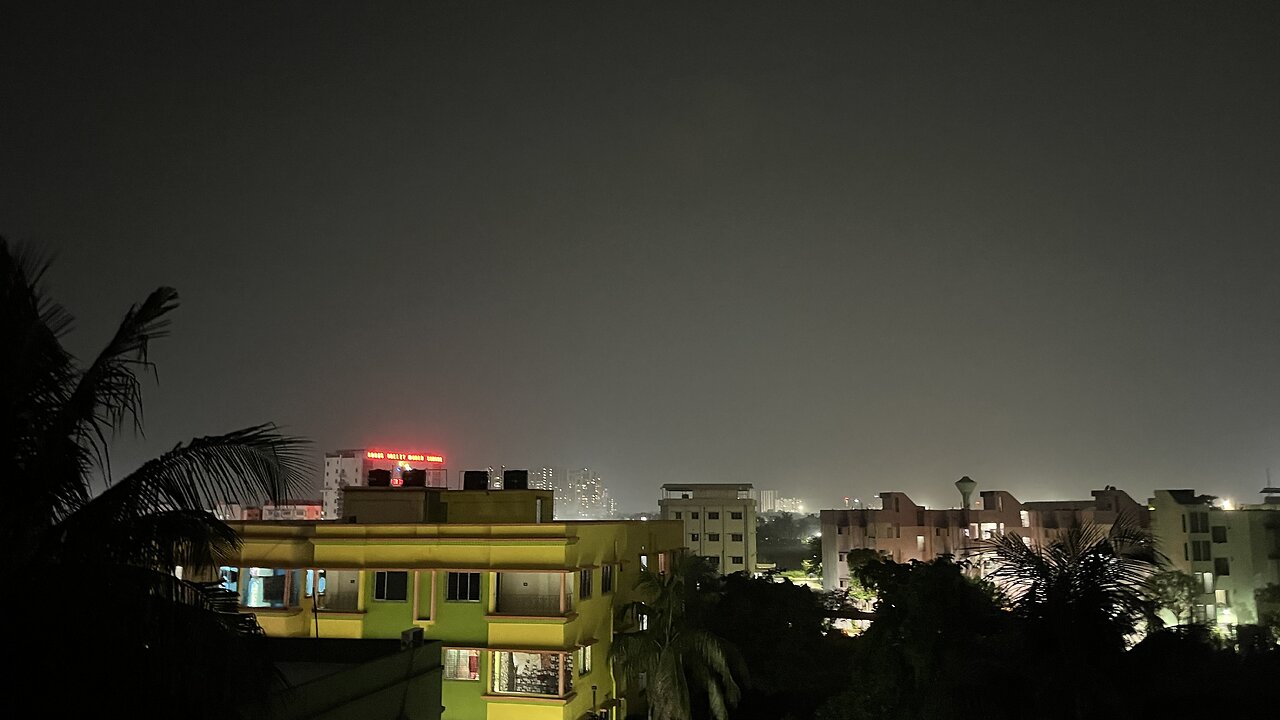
{"left": 493, "top": 572, "right": 572, "bottom": 617}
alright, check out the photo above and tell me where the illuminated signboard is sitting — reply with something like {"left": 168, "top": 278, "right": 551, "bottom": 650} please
{"left": 365, "top": 450, "right": 445, "bottom": 463}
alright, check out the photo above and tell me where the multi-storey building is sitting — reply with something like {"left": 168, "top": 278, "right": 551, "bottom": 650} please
{"left": 820, "top": 478, "right": 1150, "bottom": 592}
{"left": 322, "top": 448, "right": 447, "bottom": 519}
{"left": 751, "top": 489, "right": 779, "bottom": 513}
{"left": 217, "top": 485, "right": 683, "bottom": 720}
{"left": 217, "top": 500, "right": 323, "bottom": 521}
{"left": 658, "top": 483, "right": 757, "bottom": 574}
{"left": 557, "top": 468, "right": 615, "bottom": 519}
{"left": 1150, "top": 488, "right": 1280, "bottom": 626}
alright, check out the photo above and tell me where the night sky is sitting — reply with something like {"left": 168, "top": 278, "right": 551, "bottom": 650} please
{"left": 3, "top": 2, "right": 1278, "bottom": 512}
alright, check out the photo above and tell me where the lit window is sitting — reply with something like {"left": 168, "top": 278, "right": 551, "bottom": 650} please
{"left": 691, "top": 533, "right": 700, "bottom": 542}
{"left": 374, "top": 571, "right": 409, "bottom": 602}
{"left": 244, "top": 567, "right": 288, "bottom": 608}
{"left": 447, "top": 572, "right": 482, "bottom": 602}
{"left": 492, "top": 651, "right": 572, "bottom": 697}
{"left": 218, "top": 566, "right": 239, "bottom": 593}
{"left": 578, "top": 645, "right": 593, "bottom": 676}
{"left": 444, "top": 649, "right": 480, "bottom": 681}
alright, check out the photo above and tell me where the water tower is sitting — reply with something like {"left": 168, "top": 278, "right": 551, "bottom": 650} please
{"left": 955, "top": 476, "right": 977, "bottom": 510}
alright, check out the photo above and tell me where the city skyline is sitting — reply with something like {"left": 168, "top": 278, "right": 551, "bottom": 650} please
{"left": 4, "top": 2, "right": 1278, "bottom": 513}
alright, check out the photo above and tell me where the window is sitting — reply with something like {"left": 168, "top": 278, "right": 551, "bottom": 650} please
{"left": 1199, "top": 572, "right": 1213, "bottom": 594}
{"left": 703, "top": 556, "right": 720, "bottom": 569}
{"left": 1191, "top": 540, "right": 1211, "bottom": 562}
{"left": 375, "top": 571, "right": 409, "bottom": 601}
{"left": 838, "top": 552, "right": 846, "bottom": 562}
{"left": 447, "top": 572, "right": 482, "bottom": 602}
{"left": 691, "top": 533, "right": 700, "bottom": 542}
{"left": 218, "top": 566, "right": 239, "bottom": 593}
{"left": 244, "top": 567, "right": 288, "bottom": 608}
{"left": 1190, "top": 512, "right": 1209, "bottom": 533}
{"left": 602, "top": 564, "right": 614, "bottom": 593}
{"left": 730, "top": 512, "right": 743, "bottom": 520}
{"left": 731, "top": 533, "right": 743, "bottom": 542}
{"left": 1214, "top": 558, "right": 1230, "bottom": 576}
{"left": 691, "top": 512, "right": 700, "bottom": 519}
{"left": 492, "top": 651, "right": 571, "bottom": 697}
{"left": 1211, "top": 526, "right": 1227, "bottom": 543}
{"left": 1181, "top": 515, "right": 1187, "bottom": 533}
{"left": 579, "top": 569, "right": 593, "bottom": 600}
{"left": 444, "top": 649, "right": 480, "bottom": 681}
{"left": 578, "top": 645, "right": 592, "bottom": 676}
{"left": 708, "top": 533, "right": 720, "bottom": 541}
{"left": 674, "top": 512, "right": 682, "bottom": 519}
{"left": 837, "top": 526, "right": 845, "bottom": 535}
{"left": 708, "top": 512, "right": 720, "bottom": 520}
{"left": 731, "top": 556, "right": 744, "bottom": 565}
{"left": 639, "top": 554, "right": 649, "bottom": 570}
{"left": 916, "top": 535, "right": 925, "bottom": 552}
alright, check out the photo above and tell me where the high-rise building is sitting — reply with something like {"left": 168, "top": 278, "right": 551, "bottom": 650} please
{"left": 658, "top": 483, "right": 758, "bottom": 574}
{"left": 1150, "top": 487, "right": 1280, "bottom": 626}
{"left": 559, "top": 467, "right": 615, "bottom": 519}
{"left": 529, "top": 466, "right": 559, "bottom": 491}
{"left": 322, "top": 448, "right": 446, "bottom": 519}
{"left": 751, "top": 489, "right": 779, "bottom": 513}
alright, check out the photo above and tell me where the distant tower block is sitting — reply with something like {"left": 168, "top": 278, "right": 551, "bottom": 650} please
{"left": 955, "top": 476, "right": 977, "bottom": 509}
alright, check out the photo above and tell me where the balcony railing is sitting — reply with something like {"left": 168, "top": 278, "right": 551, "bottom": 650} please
{"left": 494, "top": 592, "right": 564, "bottom": 616}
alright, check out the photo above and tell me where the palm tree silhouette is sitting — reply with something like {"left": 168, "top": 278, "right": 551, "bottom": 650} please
{"left": 610, "top": 554, "right": 743, "bottom": 720}
{"left": 2, "top": 239, "right": 310, "bottom": 714}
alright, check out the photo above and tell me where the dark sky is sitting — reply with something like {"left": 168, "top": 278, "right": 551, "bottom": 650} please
{"left": 4, "top": 2, "right": 1278, "bottom": 512}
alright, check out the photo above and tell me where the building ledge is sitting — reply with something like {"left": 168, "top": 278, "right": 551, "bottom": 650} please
{"left": 485, "top": 612, "right": 578, "bottom": 624}
{"left": 483, "top": 692, "right": 577, "bottom": 705}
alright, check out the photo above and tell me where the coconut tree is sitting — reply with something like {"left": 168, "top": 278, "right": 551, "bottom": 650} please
{"left": 1, "top": 239, "right": 310, "bottom": 714}
{"left": 978, "top": 516, "right": 1162, "bottom": 719}
{"left": 610, "top": 554, "right": 743, "bottom": 720}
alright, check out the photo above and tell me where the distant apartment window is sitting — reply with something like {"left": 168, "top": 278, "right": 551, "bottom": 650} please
{"left": 691, "top": 533, "right": 700, "bottom": 542}
{"left": 837, "top": 526, "right": 845, "bottom": 535}
{"left": 1181, "top": 515, "right": 1187, "bottom": 533}
{"left": 916, "top": 535, "right": 925, "bottom": 552}
{"left": 839, "top": 579, "right": 848, "bottom": 589}
{"left": 639, "top": 554, "right": 649, "bottom": 570}
{"left": 444, "top": 649, "right": 480, "bottom": 681}
{"left": 691, "top": 512, "right": 700, "bottom": 519}
{"left": 1214, "top": 558, "right": 1230, "bottom": 576}
{"left": 838, "top": 552, "right": 847, "bottom": 562}
{"left": 374, "top": 571, "right": 409, "bottom": 602}
{"left": 674, "top": 512, "right": 682, "bottom": 519}
{"left": 1199, "top": 572, "right": 1213, "bottom": 594}
{"left": 579, "top": 569, "right": 593, "bottom": 600}
{"left": 731, "top": 556, "right": 744, "bottom": 565}
{"left": 244, "top": 567, "right": 288, "bottom": 608}
{"left": 1211, "top": 526, "right": 1227, "bottom": 543}
{"left": 447, "top": 572, "right": 482, "bottom": 602}
{"left": 1019, "top": 510, "right": 1030, "bottom": 528}
{"left": 1183, "top": 543, "right": 1189, "bottom": 561}
{"left": 1190, "top": 512, "right": 1209, "bottom": 533}
{"left": 708, "top": 533, "right": 720, "bottom": 541}
{"left": 602, "top": 564, "right": 614, "bottom": 593}
{"left": 1191, "top": 540, "right": 1211, "bottom": 562}
{"left": 708, "top": 512, "right": 720, "bottom": 520}
{"left": 894, "top": 498, "right": 900, "bottom": 512}
{"left": 731, "top": 512, "right": 743, "bottom": 520}
{"left": 578, "top": 645, "right": 593, "bottom": 676}
{"left": 218, "top": 566, "right": 239, "bottom": 593}
{"left": 704, "top": 556, "right": 721, "bottom": 569}
{"left": 731, "top": 533, "right": 743, "bottom": 542}
{"left": 658, "top": 553, "right": 670, "bottom": 574}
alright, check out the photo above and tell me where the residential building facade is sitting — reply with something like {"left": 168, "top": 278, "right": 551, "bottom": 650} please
{"left": 658, "top": 483, "right": 757, "bottom": 574}
{"left": 821, "top": 478, "right": 1150, "bottom": 592}
{"left": 1150, "top": 488, "right": 1280, "bottom": 626}
{"left": 216, "top": 486, "right": 683, "bottom": 720}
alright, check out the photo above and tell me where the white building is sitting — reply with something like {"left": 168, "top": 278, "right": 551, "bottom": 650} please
{"left": 1150, "top": 488, "right": 1280, "bottom": 626}
{"left": 322, "top": 448, "right": 446, "bottom": 519}
{"left": 751, "top": 489, "right": 779, "bottom": 513}
{"left": 658, "top": 483, "right": 758, "bottom": 574}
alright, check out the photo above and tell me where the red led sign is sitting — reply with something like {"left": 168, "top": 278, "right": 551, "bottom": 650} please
{"left": 365, "top": 450, "right": 445, "bottom": 464}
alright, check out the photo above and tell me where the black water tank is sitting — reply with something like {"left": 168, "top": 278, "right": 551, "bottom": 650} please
{"left": 367, "top": 468, "right": 391, "bottom": 487}
{"left": 503, "top": 469, "right": 529, "bottom": 490}
{"left": 462, "top": 470, "right": 489, "bottom": 490}
{"left": 402, "top": 469, "right": 427, "bottom": 487}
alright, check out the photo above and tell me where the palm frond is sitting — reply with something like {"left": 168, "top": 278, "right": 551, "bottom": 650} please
{"left": 84, "top": 424, "right": 312, "bottom": 517}
{"left": 60, "top": 507, "right": 240, "bottom": 572}
{"left": 63, "top": 286, "right": 179, "bottom": 481}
